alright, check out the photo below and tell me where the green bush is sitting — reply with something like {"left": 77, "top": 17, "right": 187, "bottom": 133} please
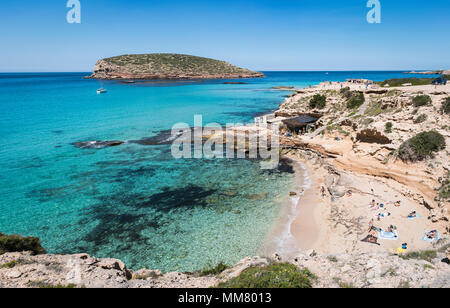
{"left": 385, "top": 122, "right": 393, "bottom": 133}
{"left": 414, "top": 114, "right": 428, "bottom": 124}
{"left": 399, "top": 250, "right": 437, "bottom": 262}
{"left": 309, "top": 94, "right": 327, "bottom": 109}
{"left": 0, "top": 233, "right": 46, "bottom": 255}
{"left": 398, "top": 131, "right": 446, "bottom": 162}
{"left": 198, "top": 262, "right": 230, "bottom": 276}
{"left": 340, "top": 87, "right": 351, "bottom": 99}
{"left": 442, "top": 97, "right": 450, "bottom": 114}
{"left": 412, "top": 95, "right": 431, "bottom": 107}
{"left": 375, "top": 77, "right": 433, "bottom": 87}
{"left": 0, "top": 260, "right": 19, "bottom": 269}
{"left": 346, "top": 92, "right": 365, "bottom": 109}
{"left": 217, "top": 263, "right": 316, "bottom": 288}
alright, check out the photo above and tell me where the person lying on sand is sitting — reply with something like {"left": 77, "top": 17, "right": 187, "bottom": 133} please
{"left": 346, "top": 190, "right": 352, "bottom": 197}
{"left": 406, "top": 211, "right": 417, "bottom": 218}
{"left": 387, "top": 200, "right": 401, "bottom": 207}
{"left": 361, "top": 234, "right": 381, "bottom": 246}
{"left": 369, "top": 200, "right": 380, "bottom": 210}
{"left": 367, "top": 224, "right": 381, "bottom": 234}
{"left": 376, "top": 212, "right": 391, "bottom": 221}
{"left": 426, "top": 230, "right": 438, "bottom": 239}
{"left": 321, "top": 186, "right": 326, "bottom": 197}
{"left": 387, "top": 225, "right": 397, "bottom": 233}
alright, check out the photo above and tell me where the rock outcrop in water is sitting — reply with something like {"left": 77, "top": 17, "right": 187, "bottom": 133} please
{"left": 87, "top": 54, "right": 265, "bottom": 80}
{"left": 72, "top": 140, "right": 125, "bottom": 149}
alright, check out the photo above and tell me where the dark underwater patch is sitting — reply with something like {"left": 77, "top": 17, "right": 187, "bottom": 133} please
{"left": 263, "top": 157, "right": 295, "bottom": 174}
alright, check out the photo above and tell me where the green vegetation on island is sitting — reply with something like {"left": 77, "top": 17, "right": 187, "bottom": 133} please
{"left": 89, "top": 53, "right": 264, "bottom": 80}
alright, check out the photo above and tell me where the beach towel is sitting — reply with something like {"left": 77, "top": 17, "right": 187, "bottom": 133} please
{"left": 422, "top": 230, "right": 440, "bottom": 242}
{"left": 397, "top": 248, "right": 406, "bottom": 254}
{"left": 378, "top": 229, "right": 399, "bottom": 240}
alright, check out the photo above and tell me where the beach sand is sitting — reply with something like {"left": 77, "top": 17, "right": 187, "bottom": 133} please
{"left": 274, "top": 152, "right": 438, "bottom": 258}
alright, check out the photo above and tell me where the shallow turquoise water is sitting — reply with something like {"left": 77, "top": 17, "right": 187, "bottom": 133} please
{"left": 0, "top": 71, "right": 433, "bottom": 272}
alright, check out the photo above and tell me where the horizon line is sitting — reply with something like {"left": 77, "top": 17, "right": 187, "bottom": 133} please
{"left": 0, "top": 69, "right": 441, "bottom": 74}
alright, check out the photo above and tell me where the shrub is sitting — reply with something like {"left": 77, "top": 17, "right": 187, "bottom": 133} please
{"left": 0, "top": 233, "right": 46, "bottom": 255}
{"left": 340, "top": 87, "right": 351, "bottom": 99}
{"left": 346, "top": 92, "right": 365, "bottom": 109}
{"left": 27, "top": 280, "right": 77, "bottom": 288}
{"left": 198, "top": 262, "right": 230, "bottom": 276}
{"left": 412, "top": 95, "right": 431, "bottom": 107}
{"left": 217, "top": 263, "right": 316, "bottom": 288}
{"left": 442, "top": 97, "right": 450, "bottom": 114}
{"left": 375, "top": 77, "right": 433, "bottom": 87}
{"left": 439, "top": 172, "right": 450, "bottom": 200}
{"left": 398, "top": 131, "right": 446, "bottom": 162}
{"left": 399, "top": 250, "right": 437, "bottom": 262}
{"left": 385, "top": 122, "right": 393, "bottom": 133}
{"left": 414, "top": 114, "right": 428, "bottom": 124}
{"left": 309, "top": 94, "right": 327, "bottom": 109}
{"left": 0, "top": 260, "right": 19, "bottom": 269}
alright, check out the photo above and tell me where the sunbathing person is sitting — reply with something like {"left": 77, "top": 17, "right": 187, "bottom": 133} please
{"left": 361, "top": 234, "right": 380, "bottom": 246}
{"left": 370, "top": 202, "right": 380, "bottom": 211}
{"left": 426, "top": 230, "right": 437, "bottom": 239}
{"left": 321, "top": 186, "right": 326, "bottom": 197}
{"left": 407, "top": 211, "right": 417, "bottom": 218}
{"left": 376, "top": 212, "right": 391, "bottom": 221}
{"left": 387, "top": 225, "right": 397, "bottom": 233}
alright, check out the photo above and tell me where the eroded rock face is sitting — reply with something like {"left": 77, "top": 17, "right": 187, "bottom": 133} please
{"left": 356, "top": 129, "right": 391, "bottom": 144}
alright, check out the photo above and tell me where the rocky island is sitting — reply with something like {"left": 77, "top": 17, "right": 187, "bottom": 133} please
{"left": 87, "top": 53, "right": 265, "bottom": 80}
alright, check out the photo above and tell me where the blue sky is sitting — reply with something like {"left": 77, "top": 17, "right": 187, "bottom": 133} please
{"left": 0, "top": 0, "right": 449, "bottom": 72}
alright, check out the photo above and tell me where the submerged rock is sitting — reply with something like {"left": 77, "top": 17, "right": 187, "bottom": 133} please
{"left": 72, "top": 140, "right": 125, "bottom": 149}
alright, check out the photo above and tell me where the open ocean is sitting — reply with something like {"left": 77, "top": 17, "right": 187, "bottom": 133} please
{"left": 0, "top": 71, "right": 434, "bottom": 272}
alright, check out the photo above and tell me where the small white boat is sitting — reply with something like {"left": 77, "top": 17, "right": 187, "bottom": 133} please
{"left": 97, "top": 88, "right": 107, "bottom": 94}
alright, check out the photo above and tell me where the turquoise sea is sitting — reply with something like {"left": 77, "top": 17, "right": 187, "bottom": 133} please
{"left": 0, "top": 71, "right": 435, "bottom": 272}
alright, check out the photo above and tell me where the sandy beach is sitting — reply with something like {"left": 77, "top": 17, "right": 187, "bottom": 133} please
{"left": 270, "top": 82, "right": 449, "bottom": 258}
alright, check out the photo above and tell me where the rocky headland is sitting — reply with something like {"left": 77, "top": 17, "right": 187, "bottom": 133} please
{"left": 87, "top": 53, "right": 265, "bottom": 80}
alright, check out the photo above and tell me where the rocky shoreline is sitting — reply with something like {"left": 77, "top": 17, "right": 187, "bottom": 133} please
{"left": 1, "top": 247, "right": 449, "bottom": 288}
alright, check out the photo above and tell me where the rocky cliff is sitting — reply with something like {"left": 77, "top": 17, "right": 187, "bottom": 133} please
{"left": 88, "top": 53, "right": 265, "bottom": 80}
{"left": 1, "top": 248, "right": 449, "bottom": 288}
